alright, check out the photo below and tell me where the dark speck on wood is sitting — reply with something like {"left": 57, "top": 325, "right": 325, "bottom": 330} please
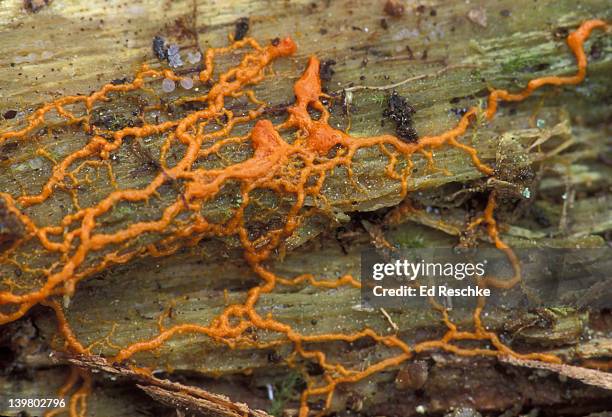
{"left": 152, "top": 35, "right": 167, "bottom": 60}
{"left": 320, "top": 59, "right": 336, "bottom": 83}
{"left": 234, "top": 17, "right": 249, "bottom": 41}
{"left": 383, "top": 90, "right": 418, "bottom": 143}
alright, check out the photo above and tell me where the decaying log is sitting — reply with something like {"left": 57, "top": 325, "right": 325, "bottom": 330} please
{"left": 1, "top": 0, "right": 611, "bottom": 416}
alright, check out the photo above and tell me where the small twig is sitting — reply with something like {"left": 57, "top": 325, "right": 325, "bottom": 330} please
{"left": 501, "top": 356, "right": 612, "bottom": 391}
{"left": 64, "top": 355, "right": 272, "bottom": 417}
{"left": 360, "top": 219, "right": 395, "bottom": 251}
{"left": 380, "top": 307, "right": 399, "bottom": 332}
{"left": 342, "top": 64, "right": 479, "bottom": 93}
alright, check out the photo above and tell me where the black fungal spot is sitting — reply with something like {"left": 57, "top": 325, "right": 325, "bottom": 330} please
{"left": 306, "top": 362, "right": 325, "bottom": 376}
{"left": 152, "top": 35, "right": 167, "bottom": 60}
{"left": 234, "top": 17, "right": 249, "bottom": 41}
{"left": 319, "top": 59, "right": 336, "bottom": 83}
{"left": 553, "top": 27, "right": 569, "bottom": 40}
{"left": 383, "top": 90, "right": 418, "bottom": 142}
{"left": 3, "top": 110, "right": 17, "bottom": 120}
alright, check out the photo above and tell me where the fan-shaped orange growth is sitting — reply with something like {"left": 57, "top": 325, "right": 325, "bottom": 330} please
{"left": 0, "top": 19, "right": 608, "bottom": 417}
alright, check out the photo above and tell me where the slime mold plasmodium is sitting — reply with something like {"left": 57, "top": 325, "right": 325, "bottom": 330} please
{"left": 0, "top": 19, "right": 609, "bottom": 417}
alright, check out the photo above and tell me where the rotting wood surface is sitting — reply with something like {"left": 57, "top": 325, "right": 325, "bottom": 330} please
{"left": 1, "top": 1, "right": 611, "bottom": 416}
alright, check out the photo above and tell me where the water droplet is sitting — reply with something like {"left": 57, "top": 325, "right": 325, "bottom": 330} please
{"left": 29, "top": 157, "right": 44, "bottom": 170}
{"left": 180, "top": 77, "right": 194, "bottom": 90}
{"left": 161, "top": 78, "right": 175, "bottom": 93}
{"left": 522, "top": 187, "right": 531, "bottom": 199}
{"left": 187, "top": 51, "right": 202, "bottom": 64}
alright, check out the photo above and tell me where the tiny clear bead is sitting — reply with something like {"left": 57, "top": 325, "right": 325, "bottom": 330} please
{"left": 161, "top": 78, "right": 176, "bottom": 93}
{"left": 187, "top": 51, "right": 202, "bottom": 64}
{"left": 180, "top": 77, "right": 194, "bottom": 90}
